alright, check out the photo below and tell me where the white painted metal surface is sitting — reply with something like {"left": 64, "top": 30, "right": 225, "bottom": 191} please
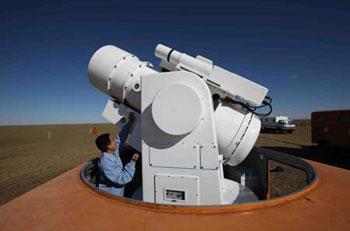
{"left": 102, "top": 100, "right": 141, "bottom": 152}
{"left": 222, "top": 179, "right": 240, "bottom": 204}
{"left": 152, "top": 83, "right": 203, "bottom": 136}
{"left": 88, "top": 44, "right": 268, "bottom": 205}
{"left": 149, "top": 145, "right": 199, "bottom": 169}
{"left": 155, "top": 44, "right": 268, "bottom": 106}
{"left": 214, "top": 103, "right": 261, "bottom": 166}
{"left": 155, "top": 174, "right": 200, "bottom": 205}
{"left": 88, "top": 45, "right": 156, "bottom": 110}
{"left": 141, "top": 71, "right": 225, "bottom": 205}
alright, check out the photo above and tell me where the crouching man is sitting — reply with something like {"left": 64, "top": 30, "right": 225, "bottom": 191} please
{"left": 95, "top": 113, "right": 139, "bottom": 197}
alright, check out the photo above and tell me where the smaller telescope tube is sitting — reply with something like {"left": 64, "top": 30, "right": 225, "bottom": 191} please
{"left": 155, "top": 44, "right": 213, "bottom": 77}
{"left": 155, "top": 44, "right": 268, "bottom": 107}
{"left": 155, "top": 44, "right": 182, "bottom": 66}
{"left": 154, "top": 44, "right": 172, "bottom": 61}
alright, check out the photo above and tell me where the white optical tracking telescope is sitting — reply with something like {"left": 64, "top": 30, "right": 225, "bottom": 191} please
{"left": 88, "top": 44, "right": 269, "bottom": 205}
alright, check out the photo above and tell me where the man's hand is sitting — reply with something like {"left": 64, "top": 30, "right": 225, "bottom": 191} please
{"left": 128, "top": 112, "right": 136, "bottom": 124}
{"left": 132, "top": 153, "right": 139, "bottom": 161}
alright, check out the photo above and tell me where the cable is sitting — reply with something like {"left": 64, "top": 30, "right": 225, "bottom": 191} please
{"left": 224, "top": 96, "right": 273, "bottom": 117}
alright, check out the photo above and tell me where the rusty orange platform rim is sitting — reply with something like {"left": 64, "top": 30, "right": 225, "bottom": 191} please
{"left": 80, "top": 163, "right": 319, "bottom": 214}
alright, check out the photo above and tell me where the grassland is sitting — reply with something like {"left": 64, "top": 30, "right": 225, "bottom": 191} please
{"left": 0, "top": 124, "right": 116, "bottom": 205}
{"left": 0, "top": 121, "right": 348, "bottom": 205}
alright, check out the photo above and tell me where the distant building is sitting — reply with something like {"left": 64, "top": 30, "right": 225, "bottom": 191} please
{"left": 311, "top": 110, "right": 350, "bottom": 148}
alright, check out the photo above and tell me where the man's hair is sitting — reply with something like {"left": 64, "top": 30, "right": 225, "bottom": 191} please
{"left": 95, "top": 133, "right": 111, "bottom": 152}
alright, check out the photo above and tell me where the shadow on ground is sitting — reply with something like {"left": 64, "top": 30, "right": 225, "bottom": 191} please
{"left": 261, "top": 145, "right": 350, "bottom": 170}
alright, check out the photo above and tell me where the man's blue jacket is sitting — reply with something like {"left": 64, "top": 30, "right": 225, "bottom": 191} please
{"left": 98, "top": 122, "right": 135, "bottom": 196}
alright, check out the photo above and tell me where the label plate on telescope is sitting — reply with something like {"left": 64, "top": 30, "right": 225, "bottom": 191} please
{"left": 155, "top": 174, "right": 199, "bottom": 205}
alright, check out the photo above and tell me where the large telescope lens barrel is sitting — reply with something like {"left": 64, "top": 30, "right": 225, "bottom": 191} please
{"left": 88, "top": 45, "right": 157, "bottom": 111}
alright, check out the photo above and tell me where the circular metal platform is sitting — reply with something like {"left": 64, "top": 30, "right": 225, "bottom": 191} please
{"left": 80, "top": 147, "right": 319, "bottom": 214}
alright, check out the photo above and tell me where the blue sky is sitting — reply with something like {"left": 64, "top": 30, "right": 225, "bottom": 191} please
{"left": 0, "top": 0, "right": 349, "bottom": 125}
